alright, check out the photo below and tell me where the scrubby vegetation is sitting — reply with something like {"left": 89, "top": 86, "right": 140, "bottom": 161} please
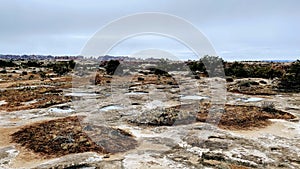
{"left": 155, "top": 59, "right": 187, "bottom": 72}
{"left": 186, "top": 55, "right": 224, "bottom": 76}
{"left": 0, "top": 59, "right": 16, "bottom": 67}
{"left": 224, "top": 62, "right": 283, "bottom": 79}
{"left": 278, "top": 60, "right": 300, "bottom": 92}
{"left": 261, "top": 101, "right": 276, "bottom": 113}
{"left": 51, "top": 60, "right": 76, "bottom": 76}
{"left": 100, "top": 60, "right": 123, "bottom": 75}
{"left": 186, "top": 57, "right": 299, "bottom": 92}
{"left": 148, "top": 67, "right": 171, "bottom": 77}
{"left": 187, "top": 56, "right": 286, "bottom": 79}
{"left": 38, "top": 70, "right": 46, "bottom": 78}
{"left": 0, "top": 57, "right": 299, "bottom": 93}
{"left": 21, "top": 60, "right": 43, "bottom": 68}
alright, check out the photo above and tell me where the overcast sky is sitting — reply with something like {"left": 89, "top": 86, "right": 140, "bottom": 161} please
{"left": 0, "top": 0, "right": 299, "bottom": 61}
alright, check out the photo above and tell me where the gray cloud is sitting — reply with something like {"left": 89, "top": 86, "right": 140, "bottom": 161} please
{"left": 0, "top": 0, "right": 299, "bottom": 60}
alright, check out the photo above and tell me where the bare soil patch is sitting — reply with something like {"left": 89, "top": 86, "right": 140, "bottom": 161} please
{"left": 0, "top": 127, "right": 18, "bottom": 147}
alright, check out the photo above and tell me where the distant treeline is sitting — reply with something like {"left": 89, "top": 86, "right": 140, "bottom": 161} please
{"left": 1, "top": 56, "right": 299, "bottom": 92}
{"left": 0, "top": 60, "right": 17, "bottom": 67}
{"left": 0, "top": 54, "right": 83, "bottom": 60}
{"left": 0, "top": 59, "right": 76, "bottom": 76}
{"left": 185, "top": 56, "right": 300, "bottom": 92}
{"left": 99, "top": 56, "right": 299, "bottom": 92}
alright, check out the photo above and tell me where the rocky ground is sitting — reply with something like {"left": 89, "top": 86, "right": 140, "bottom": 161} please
{"left": 0, "top": 69, "right": 299, "bottom": 169}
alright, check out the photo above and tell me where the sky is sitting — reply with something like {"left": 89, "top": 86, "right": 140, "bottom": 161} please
{"left": 0, "top": 0, "right": 299, "bottom": 61}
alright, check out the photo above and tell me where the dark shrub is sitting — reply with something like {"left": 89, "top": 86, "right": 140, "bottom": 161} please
{"left": 200, "top": 55, "right": 224, "bottom": 77}
{"left": 68, "top": 60, "right": 76, "bottom": 69}
{"left": 259, "top": 80, "right": 267, "bottom": 84}
{"left": 22, "top": 71, "right": 28, "bottom": 76}
{"left": 138, "top": 77, "right": 144, "bottom": 81}
{"left": 261, "top": 101, "right": 276, "bottom": 113}
{"left": 149, "top": 68, "right": 169, "bottom": 76}
{"left": 249, "top": 81, "right": 259, "bottom": 85}
{"left": 53, "top": 64, "right": 69, "bottom": 76}
{"left": 23, "top": 60, "right": 42, "bottom": 67}
{"left": 51, "top": 60, "right": 76, "bottom": 76}
{"left": 29, "top": 75, "right": 34, "bottom": 80}
{"left": 104, "top": 60, "right": 122, "bottom": 75}
{"left": 0, "top": 69, "right": 7, "bottom": 74}
{"left": 187, "top": 61, "right": 206, "bottom": 75}
{"left": 226, "top": 77, "right": 234, "bottom": 82}
{"left": 239, "top": 81, "right": 251, "bottom": 87}
{"left": 225, "top": 62, "right": 249, "bottom": 78}
{"left": 38, "top": 71, "right": 46, "bottom": 78}
{"left": 278, "top": 60, "right": 300, "bottom": 92}
{"left": 0, "top": 60, "right": 16, "bottom": 67}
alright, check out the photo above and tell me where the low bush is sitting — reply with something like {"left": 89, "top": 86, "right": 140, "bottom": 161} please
{"left": 261, "top": 101, "right": 276, "bottom": 113}
{"left": 29, "top": 74, "right": 34, "bottom": 80}
{"left": 226, "top": 77, "right": 234, "bottom": 82}
{"left": 278, "top": 60, "right": 300, "bottom": 92}
{"left": 101, "top": 60, "right": 123, "bottom": 75}
{"left": 22, "top": 71, "right": 28, "bottom": 76}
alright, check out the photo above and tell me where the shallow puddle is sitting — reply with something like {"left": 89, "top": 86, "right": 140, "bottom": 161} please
{"left": 48, "top": 107, "right": 74, "bottom": 114}
{"left": 65, "top": 92, "right": 98, "bottom": 97}
{"left": 125, "top": 92, "right": 148, "bottom": 95}
{"left": 180, "top": 95, "right": 208, "bottom": 100}
{"left": 237, "top": 97, "right": 264, "bottom": 102}
{"left": 99, "top": 105, "right": 123, "bottom": 111}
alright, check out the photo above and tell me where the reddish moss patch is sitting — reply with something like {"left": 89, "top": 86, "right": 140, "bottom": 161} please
{"left": 197, "top": 104, "right": 296, "bottom": 130}
{"left": 10, "top": 116, "right": 137, "bottom": 158}
{"left": 0, "top": 87, "right": 71, "bottom": 112}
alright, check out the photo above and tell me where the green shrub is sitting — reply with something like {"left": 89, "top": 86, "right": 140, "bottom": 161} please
{"left": 261, "top": 101, "right": 276, "bottom": 113}
{"left": 278, "top": 60, "right": 300, "bottom": 92}
{"left": 38, "top": 71, "right": 46, "bottom": 78}
{"left": 225, "top": 62, "right": 248, "bottom": 78}
{"left": 187, "top": 55, "right": 224, "bottom": 77}
{"left": 52, "top": 60, "right": 76, "bottom": 76}
{"left": 29, "top": 74, "right": 34, "bottom": 80}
